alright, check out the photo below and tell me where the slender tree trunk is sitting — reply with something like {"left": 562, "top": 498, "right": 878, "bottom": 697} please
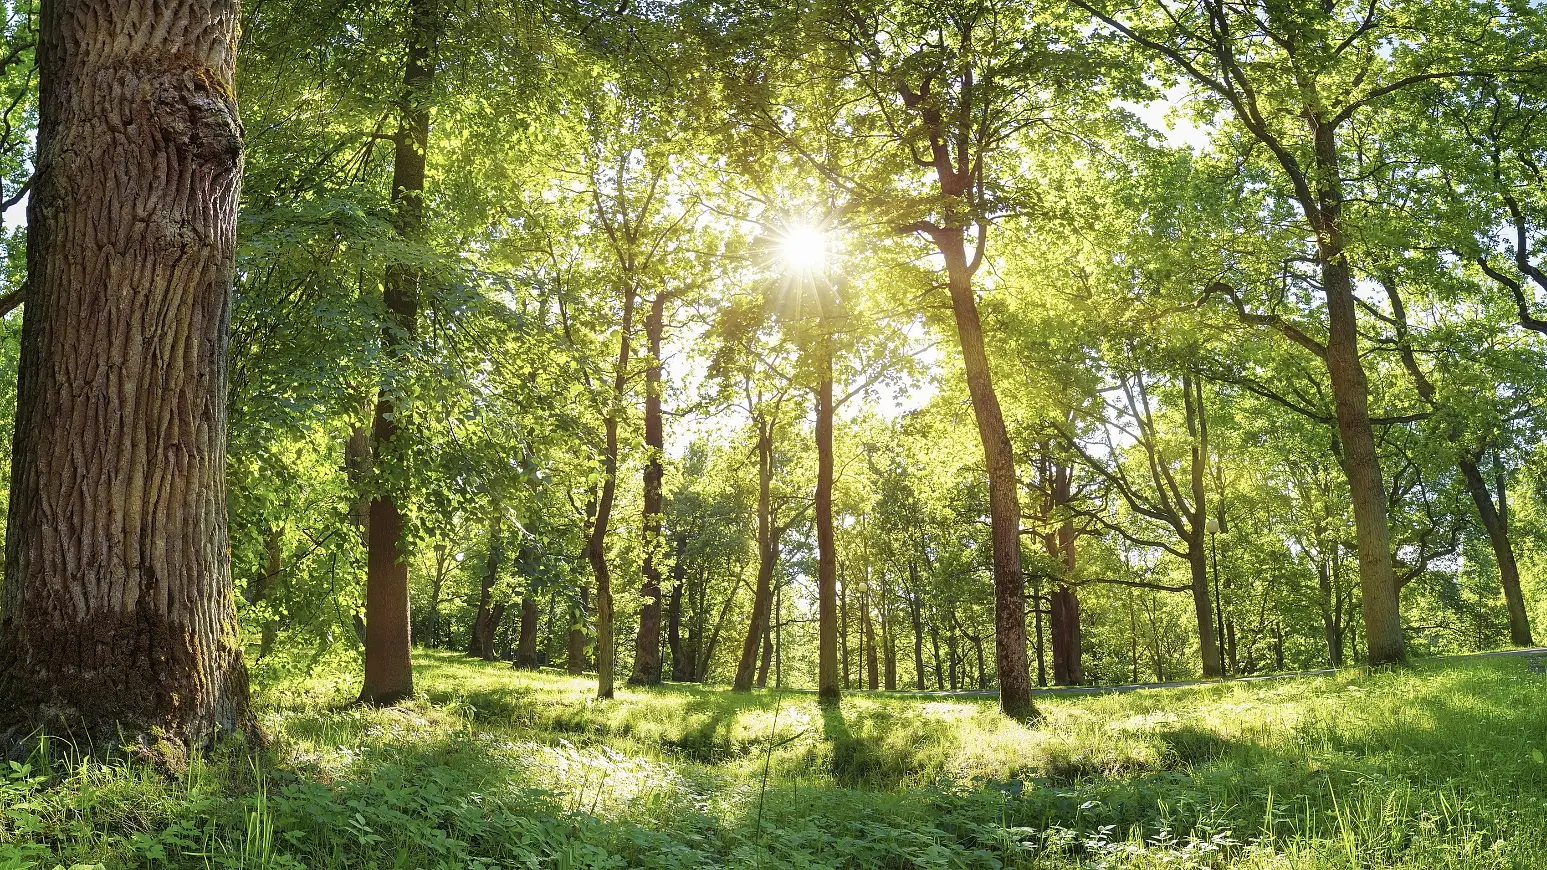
{"left": 1189, "top": 545, "right": 1224, "bottom": 677}
{"left": 816, "top": 347, "right": 840, "bottom": 702}
{"left": 1226, "top": 620, "right": 1238, "bottom": 673}
{"left": 881, "top": 594, "right": 897, "bottom": 691}
{"left": 630, "top": 292, "right": 669, "bottom": 685}
{"left": 1458, "top": 455, "right": 1532, "bottom": 646}
{"left": 256, "top": 526, "right": 286, "bottom": 661}
{"left": 514, "top": 594, "right": 539, "bottom": 668}
{"left": 947, "top": 614, "right": 959, "bottom": 690}
{"left": 361, "top": 0, "right": 439, "bottom": 705}
{"left": 567, "top": 584, "right": 589, "bottom": 675}
{"left": 0, "top": 0, "right": 251, "bottom": 748}
{"left": 469, "top": 511, "right": 504, "bottom": 661}
{"left": 1309, "top": 124, "right": 1404, "bottom": 666}
{"left": 667, "top": 535, "right": 687, "bottom": 680}
{"left": 935, "top": 230, "right": 1033, "bottom": 718}
{"left": 863, "top": 592, "right": 879, "bottom": 691}
{"left": 735, "top": 420, "right": 779, "bottom": 692}
{"left": 699, "top": 578, "right": 739, "bottom": 682}
{"left": 840, "top": 575, "right": 851, "bottom": 689}
{"left": 909, "top": 583, "right": 926, "bottom": 689}
{"left": 930, "top": 614, "right": 944, "bottom": 690}
{"left": 590, "top": 273, "right": 637, "bottom": 699}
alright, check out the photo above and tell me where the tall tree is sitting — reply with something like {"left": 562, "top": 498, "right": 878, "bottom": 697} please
{"left": 360, "top": 0, "right": 440, "bottom": 705}
{"left": 0, "top": 0, "right": 251, "bottom": 750}
{"left": 1075, "top": 0, "right": 1508, "bottom": 666}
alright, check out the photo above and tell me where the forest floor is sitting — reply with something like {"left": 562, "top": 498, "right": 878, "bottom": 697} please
{"left": 5, "top": 650, "right": 1547, "bottom": 869}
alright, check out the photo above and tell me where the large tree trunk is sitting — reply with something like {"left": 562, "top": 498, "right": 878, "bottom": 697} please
{"left": 1045, "top": 517, "right": 1083, "bottom": 686}
{"left": 936, "top": 230, "right": 1033, "bottom": 719}
{"left": 361, "top": 0, "right": 439, "bottom": 705}
{"left": 816, "top": 346, "right": 840, "bottom": 702}
{"left": 1309, "top": 123, "right": 1404, "bottom": 667}
{"left": 630, "top": 292, "right": 669, "bottom": 685}
{"left": 513, "top": 594, "right": 539, "bottom": 668}
{"left": 1459, "top": 455, "right": 1533, "bottom": 647}
{"left": 468, "top": 510, "right": 504, "bottom": 661}
{"left": 734, "top": 419, "right": 778, "bottom": 692}
{"left": 1049, "top": 586, "right": 1081, "bottom": 686}
{"left": 0, "top": 0, "right": 251, "bottom": 750}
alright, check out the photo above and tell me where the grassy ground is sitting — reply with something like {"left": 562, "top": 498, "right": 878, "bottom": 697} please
{"left": 4, "top": 650, "right": 1547, "bottom": 869}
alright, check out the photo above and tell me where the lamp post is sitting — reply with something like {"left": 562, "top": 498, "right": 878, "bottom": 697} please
{"left": 1207, "top": 517, "right": 1225, "bottom": 675}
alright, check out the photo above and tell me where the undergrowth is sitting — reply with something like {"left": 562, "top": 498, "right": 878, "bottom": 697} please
{"left": 4, "top": 650, "right": 1547, "bottom": 868}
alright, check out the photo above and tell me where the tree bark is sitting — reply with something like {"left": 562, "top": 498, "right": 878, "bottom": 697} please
{"left": 0, "top": 0, "right": 251, "bottom": 750}
{"left": 513, "top": 593, "right": 539, "bottom": 668}
{"left": 629, "top": 292, "right": 669, "bottom": 685}
{"left": 361, "top": 0, "right": 439, "bottom": 705}
{"left": 734, "top": 418, "right": 779, "bottom": 692}
{"left": 667, "top": 534, "right": 687, "bottom": 680}
{"left": 816, "top": 344, "right": 840, "bottom": 702}
{"left": 935, "top": 229, "right": 1033, "bottom": 718}
{"left": 1458, "top": 455, "right": 1532, "bottom": 646}
{"left": 469, "top": 510, "right": 504, "bottom": 661}
{"left": 908, "top": 575, "right": 926, "bottom": 690}
{"left": 863, "top": 591, "right": 879, "bottom": 691}
{"left": 1305, "top": 121, "right": 1405, "bottom": 667}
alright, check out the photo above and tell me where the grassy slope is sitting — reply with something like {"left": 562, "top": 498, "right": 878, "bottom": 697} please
{"left": 3, "top": 650, "right": 1546, "bottom": 869}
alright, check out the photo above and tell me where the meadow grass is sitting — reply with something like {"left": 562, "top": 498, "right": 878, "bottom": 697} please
{"left": 3, "top": 650, "right": 1547, "bottom": 868}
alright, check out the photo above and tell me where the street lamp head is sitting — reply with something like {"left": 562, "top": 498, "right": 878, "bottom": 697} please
{"left": 1206, "top": 517, "right": 1221, "bottom": 535}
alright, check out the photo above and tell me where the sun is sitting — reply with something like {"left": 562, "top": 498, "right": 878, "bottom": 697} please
{"left": 778, "top": 224, "right": 827, "bottom": 274}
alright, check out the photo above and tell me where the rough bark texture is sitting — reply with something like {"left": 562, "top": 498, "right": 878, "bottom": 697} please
{"left": 629, "top": 292, "right": 668, "bottom": 686}
{"left": 938, "top": 232, "right": 1033, "bottom": 719}
{"left": 361, "top": 0, "right": 438, "bottom": 705}
{"left": 0, "top": 0, "right": 251, "bottom": 751}
{"left": 815, "top": 348, "right": 840, "bottom": 703}
{"left": 1458, "top": 456, "right": 1532, "bottom": 646}
{"left": 1303, "top": 121, "right": 1405, "bottom": 667}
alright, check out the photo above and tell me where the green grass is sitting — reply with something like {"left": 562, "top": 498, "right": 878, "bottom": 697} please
{"left": 5, "top": 651, "right": 1547, "bottom": 868}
